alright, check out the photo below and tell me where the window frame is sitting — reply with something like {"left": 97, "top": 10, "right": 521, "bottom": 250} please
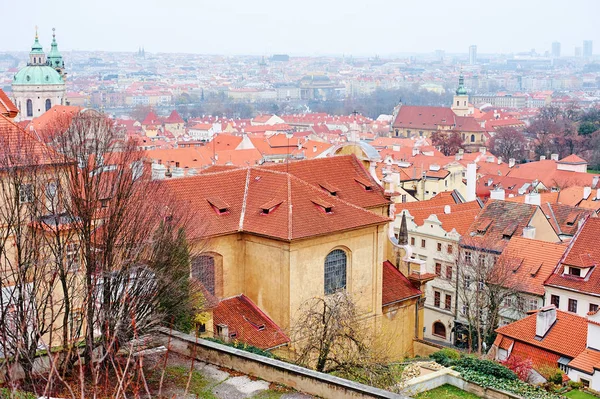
{"left": 324, "top": 249, "right": 348, "bottom": 295}
{"left": 568, "top": 298, "right": 578, "bottom": 313}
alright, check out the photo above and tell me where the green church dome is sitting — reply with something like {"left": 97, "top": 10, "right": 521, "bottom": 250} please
{"left": 455, "top": 74, "right": 468, "bottom": 96}
{"left": 13, "top": 65, "right": 63, "bottom": 85}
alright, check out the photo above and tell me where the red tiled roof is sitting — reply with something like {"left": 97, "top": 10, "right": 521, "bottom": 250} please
{"left": 462, "top": 200, "right": 540, "bottom": 253}
{"left": 162, "top": 159, "right": 390, "bottom": 241}
{"left": 540, "top": 203, "right": 593, "bottom": 237}
{"left": 397, "top": 200, "right": 482, "bottom": 236}
{"left": 510, "top": 341, "right": 561, "bottom": 370}
{"left": 213, "top": 294, "right": 289, "bottom": 350}
{"left": 0, "top": 89, "right": 18, "bottom": 119}
{"left": 496, "top": 237, "right": 567, "bottom": 296}
{"left": 141, "top": 111, "right": 161, "bottom": 126}
{"left": 392, "top": 106, "right": 456, "bottom": 130}
{"left": 165, "top": 110, "right": 184, "bottom": 124}
{"left": 0, "top": 114, "right": 61, "bottom": 167}
{"left": 545, "top": 217, "right": 600, "bottom": 295}
{"left": 559, "top": 154, "right": 587, "bottom": 165}
{"left": 495, "top": 309, "right": 588, "bottom": 359}
{"left": 264, "top": 155, "right": 389, "bottom": 210}
{"left": 569, "top": 349, "right": 600, "bottom": 374}
{"left": 382, "top": 261, "right": 421, "bottom": 306}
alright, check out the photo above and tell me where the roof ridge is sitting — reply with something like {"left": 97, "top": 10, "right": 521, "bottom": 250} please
{"left": 239, "top": 169, "right": 251, "bottom": 232}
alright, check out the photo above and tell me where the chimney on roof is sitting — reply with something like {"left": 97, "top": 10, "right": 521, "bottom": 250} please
{"left": 458, "top": 148, "right": 464, "bottom": 155}
{"left": 455, "top": 152, "right": 463, "bottom": 161}
{"left": 540, "top": 155, "right": 546, "bottom": 161}
{"left": 490, "top": 188, "right": 505, "bottom": 201}
{"left": 479, "top": 147, "right": 487, "bottom": 155}
{"left": 522, "top": 226, "right": 536, "bottom": 239}
{"left": 525, "top": 192, "right": 541, "bottom": 206}
{"left": 412, "top": 147, "right": 420, "bottom": 156}
{"left": 497, "top": 157, "right": 503, "bottom": 165}
{"left": 151, "top": 163, "right": 167, "bottom": 180}
{"left": 217, "top": 324, "right": 230, "bottom": 343}
{"left": 584, "top": 186, "right": 592, "bottom": 200}
{"left": 444, "top": 205, "right": 451, "bottom": 214}
{"left": 509, "top": 158, "right": 516, "bottom": 168}
{"left": 392, "top": 145, "right": 400, "bottom": 152}
{"left": 593, "top": 176, "right": 600, "bottom": 189}
{"left": 487, "top": 178, "right": 493, "bottom": 186}
{"left": 551, "top": 153, "right": 559, "bottom": 161}
{"left": 466, "top": 163, "right": 477, "bottom": 202}
{"left": 535, "top": 305, "right": 557, "bottom": 339}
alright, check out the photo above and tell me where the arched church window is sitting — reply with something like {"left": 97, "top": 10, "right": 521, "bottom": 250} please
{"left": 324, "top": 249, "right": 347, "bottom": 294}
{"left": 470, "top": 134, "right": 475, "bottom": 143}
{"left": 26, "top": 100, "right": 33, "bottom": 117}
{"left": 191, "top": 255, "right": 216, "bottom": 296}
{"left": 45, "top": 99, "right": 51, "bottom": 111}
{"left": 433, "top": 321, "right": 446, "bottom": 338}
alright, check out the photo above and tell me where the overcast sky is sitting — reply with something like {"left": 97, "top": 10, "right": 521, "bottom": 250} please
{"left": 3, "top": 0, "right": 599, "bottom": 56}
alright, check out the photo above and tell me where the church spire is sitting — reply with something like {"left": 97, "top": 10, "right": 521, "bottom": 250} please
{"left": 456, "top": 73, "right": 467, "bottom": 96}
{"left": 29, "top": 26, "right": 45, "bottom": 66}
{"left": 47, "top": 27, "right": 65, "bottom": 75}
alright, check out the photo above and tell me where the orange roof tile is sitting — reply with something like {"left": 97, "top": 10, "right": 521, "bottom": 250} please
{"left": 496, "top": 237, "right": 567, "bottom": 296}
{"left": 162, "top": 161, "right": 390, "bottom": 241}
{"left": 495, "top": 309, "right": 588, "bottom": 359}
{"left": 569, "top": 349, "right": 600, "bottom": 374}
{"left": 510, "top": 341, "right": 561, "bottom": 370}
{"left": 0, "top": 89, "right": 18, "bottom": 119}
{"left": 213, "top": 294, "right": 289, "bottom": 350}
{"left": 545, "top": 217, "right": 600, "bottom": 296}
{"left": 382, "top": 261, "right": 421, "bottom": 306}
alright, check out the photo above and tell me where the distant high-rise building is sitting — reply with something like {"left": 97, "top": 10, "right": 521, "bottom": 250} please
{"left": 551, "top": 41, "right": 561, "bottom": 58}
{"left": 434, "top": 49, "right": 445, "bottom": 62}
{"left": 575, "top": 47, "right": 583, "bottom": 57}
{"left": 583, "top": 40, "right": 593, "bottom": 58}
{"left": 469, "top": 45, "right": 477, "bottom": 65}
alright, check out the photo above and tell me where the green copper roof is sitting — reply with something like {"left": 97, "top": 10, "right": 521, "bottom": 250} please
{"left": 13, "top": 65, "right": 63, "bottom": 85}
{"left": 455, "top": 74, "right": 467, "bottom": 96}
{"left": 47, "top": 30, "right": 64, "bottom": 68}
{"left": 30, "top": 33, "right": 44, "bottom": 55}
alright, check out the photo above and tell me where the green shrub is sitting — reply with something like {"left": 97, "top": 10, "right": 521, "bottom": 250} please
{"left": 458, "top": 369, "right": 563, "bottom": 399}
{"left": 568, "top": 381, "right": 584, "bottom": 390}
{"left": 430, "top": 348, "right": 461, "bottom": 367}
{"left": 455, "top": 356, "right": 517, "bottom": 380}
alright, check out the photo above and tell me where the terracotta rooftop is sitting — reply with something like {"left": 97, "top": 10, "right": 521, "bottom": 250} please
{"left": 382, "top": 261, "right": 422, "bottom": 306}
{"left": 213, "top": 294, "right": 289, "bottom": 350}
{"left": 161, "top": 157, "right": 390, "bottom": 241}
{"left": 397, "top": 200, "right": 482, "bottom": 236}
{"left": 540, "top": 203, "right": 593, "bottom": 237}
{"left": 462, "top": 200, "right": 541, "bottom": 253}
{"left": 569, "top": 349, "right": 600, "bottom": 374}
{"left": 0, "top": 114, "right": 61, "bottom": 167}
{"left": 496, "top": 237, "right": 567, "bottom": 296}
{"left": 545, "top": 217, "right": 600, "bottom": 296}
{"left": 0, "top": 89, "right": 18, "bottom": 119}
{"left": 495, "top": 309, "right": 588, "bottom": 359}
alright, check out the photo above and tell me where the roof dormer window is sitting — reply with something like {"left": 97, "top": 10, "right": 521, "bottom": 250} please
{"left": 260, "top": 199, "right": 282, "bottom": 215}
{"left": 207, "top": 197, "right": 229, "bottom": 215}
{"left": 319, "top": 182, "right": 339, "bottom": 196}
{"left": 355, "top": 177, "right": 373, "bottom": 191}
{"left": 311, "top": 198, "right": 333, "bottom": 214}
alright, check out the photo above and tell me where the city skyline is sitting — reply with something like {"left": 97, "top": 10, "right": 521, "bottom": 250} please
{"left": 2, "top": 0, "right": 599, "bottom": 56}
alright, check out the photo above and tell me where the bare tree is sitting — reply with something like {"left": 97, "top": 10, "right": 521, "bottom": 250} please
{"left": 455, "top": 245, "right": 524, "bottom": 354}
{"left": 291, "top": 290, "right": 390, "bottom": 379}
{"left": 488, "top": 127, "right": 527, "bottom": 162}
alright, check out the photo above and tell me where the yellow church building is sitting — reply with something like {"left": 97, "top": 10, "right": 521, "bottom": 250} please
{"left": 162, "top": 155, "right": 432, "bottom": 360}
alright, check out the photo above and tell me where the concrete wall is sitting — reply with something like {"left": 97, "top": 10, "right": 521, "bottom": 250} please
{"left": 404, "top": 368, "right": 522, "bottom": 399}
{"left": 413, "top": 339, "right": 443, "bottom": 358}
{"left": 159, "top": 328, "right": 409, "bottom": 399}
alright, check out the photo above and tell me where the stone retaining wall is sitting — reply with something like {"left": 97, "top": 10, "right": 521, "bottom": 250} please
{"left": 158, "top": 328, "right": 409, "bottom": 399}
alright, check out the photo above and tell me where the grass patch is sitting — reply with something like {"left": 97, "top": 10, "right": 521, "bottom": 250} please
{"left": 145, "top": 365, "right": 216, "bottom": 398}
{"left": 415, "top": 384, "right": 480, "bottom": 399}
{"left": 565, "top": 390, "right": 599, "bottom": 399}
{"left": 253, "top": 391, "right": 283, "bottom": 399}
